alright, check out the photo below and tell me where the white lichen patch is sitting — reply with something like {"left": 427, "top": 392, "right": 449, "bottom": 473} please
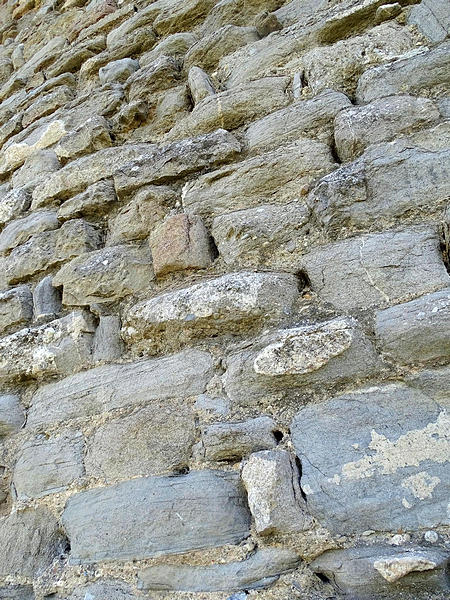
{"left": 373, "top": 555, "right": 437, "bottom": 582}
{"left": 401, "top": 471, "right": 441, "bottom": 500}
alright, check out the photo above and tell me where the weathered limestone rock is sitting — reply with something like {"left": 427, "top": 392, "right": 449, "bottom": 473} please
{"left": 291, "top": 384, "right": 450, "bottom": 534}
{"left": 255, "top": 10, "right": 283, "bottom": 37}
{"left": 12, "top": 149, "right": 61, "bottom": 191}
{"left": 138, "top": 548, "right": 300, "bottom": 591}
{"left": 62, "top": 470, "right": 250, "bottom": 563}
{"left": 223, "top": 317, "right": 382, "bottom": 403}
{"left": 356, "top": 43, "right": 450, "bottom": 103}
{"left": 0, "top": 585, "right": 34, "bottom": 599}
{"left": 184, "top": 25, "right": 259, "bottom": 71}
{"left": 99, "top": 58, "right": 139, "bottom": 84}
{"left": 33, "top": 276, "right": 61, "bottom": 322}
{"left": 106, "top": 7, "right": 157, "bottom": 53}
{"left": 168, "top": 76, "right": 290, "bottom": 140}
{"left": 57, "top": 581, "right": 138, "bottom": 600}
{"left": 0, "top": 311, "right": 95, "bottom": 384}
{"left": 122, "top": 272, "right": 299, "bottom": 353}
{"left": 93, "top": 315, "right": 122, "bottom": 362}
{"left": 85, "top": 400, "right": 195, "bottom": 482}
{"left": 28, "top": 349, "right": 214, "bottom": 427}
{"left": 187, "top": 66, "right": 215, "bottom": 105}
{"left": 112, "top": 129, "right": 241, "bottom": 199}
{"left": 58, "top": 179, "right": 117, "bottom": 221}
{"left": 311, "top": 546, "right": 450, "bottom": 599}
{"left": 0, "top": 508, "right": 64, "bottom": 577}
{"left": 107, "top": 185, "right": 175, "bottom": 244}
{"left": 407, "top": 366, "right": 450, "bottom": 403}
{"left": 0, "top": 285, "right": 32, "bottom": 334}
{"left": 198, "top": 416, "right": 278, "bottom": 461}
{"left": 140, "top": 33, "right": 197, "bottom": 67}
{"left": 0, "top": 211, "right": 58, "bottom": 254}
{"left": 212, "top": 202, "right": 311, "bottom": 270}
{"left": 0, "top": 186, "right": 30, "bottom": 227}
{"left": 54, "top": 116, "right": 112, "bottom": 161}
{"left": 53, "top": 245, "right": 154, "bottom": 306}
{"left": 242, "top": 450, "right": 308, "bottom": 535}
{"left": 375, "top": 288, "right": 450, "bottom": 365}
{"left": 334, "top": 96, "right": 441, "bottom": 162}
{"left": 5, "top": 219, "right": 101, "bottom": 284}
{"left": 245, "top": 89, "right": 352, "bottom": 152}
{"left": 183, "top": 139, "right": 335, "bottom": 221}
{"left": 153, "top": 0, "right": 217, "bottom": 36}
{"left": 13, "top": 431, "right": 84, "bottom": 500}
{"left": 126, "top": 55, "right": 180, "bottom": 102}
{"left": 300, "top": 226, "right": 449, "bottom": 311}
{"left": 408, "top": 0, "right": 450, "bottom": 43}
{"left": 21, "top": 86, "right": 75, "bottom": 129}
{"left": 202, "top": 0, "right": 285, "bottom": 32}
{"left": 150, "top": 213, "right": 213, "bottom": 276}
{"left": 0, "top": 394, "right": 23, "bottom": 436}
{"left": 45, "top": 36, "right": 107, "bottom": 80}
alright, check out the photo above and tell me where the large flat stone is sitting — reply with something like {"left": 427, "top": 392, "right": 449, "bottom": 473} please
{"left": 291, "top": 384, "right": 450, "bottom": 534}
{"left": 62, "top": 470, "right": 250, "bottom": 563}
{"left": 122, "top": 272, "right": 299, "bottom": 354}
{"left": 28, "top": 349, "right": 214, "bottom": 427}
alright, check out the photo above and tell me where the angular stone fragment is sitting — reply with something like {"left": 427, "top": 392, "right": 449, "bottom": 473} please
{"left": 202, "top": 0, "right": 284, "bottom": 32}
{"left": 138, "top": 548, "right": 300, "bottom": 592}
{"left": 356, "top": 43, "right": 450, "bottom": 103}
{"left": 12, "top": 149, "right": 61, "bottom": 191}
{"left": 85, "top": 399, "right": 195, "bottom": 482}
{"left": 140, "top": 33, "right": 197, "bottom": 67}
{"left": 375, "top": 288, "right": 450, "bottom": 366}
{"left": 291, "top": 384, "right": 450, "bottom": 534}
{"left": 127, "top": 55, "right": 180, "bottom": 102}
{"left": 53, "top": 245, "right": 154, "bottom": 306}
{"left": 58, "top": 179, "right": 117, "bottom": 221}
{"left": 311, "top": 546, "right": 449, "bottom": 599}
{"left": 301, "top": 226, "right": 449, "bottom": 311}
{"left": 22, "top": 86, "right": 75, "bottom": 128}
{"left": 198, "top": 416, "right": 278, "bottom": 461}
{"left": 408, "top": 0, "right": 450, "bottom": 43}
{"left": 255, "top": 11, "right": 283, "bottom": 37}
{"left": 113, "top": 129, "right": 240, "bottom": 199}
{"left": 33, "top": 276, "right": 61, "bottom": 322}
{"left": 223, "top": 317, "right": 382, "bottom": 403}
{"left": 28, "top": 349, "right": 214, "bottom": 427}
{"left": 245, "top": 89, "right": 351, "bottom": 153}
{"left": 0, "top": 394, "right": 23, "bottom": 436}
{"left": 62, "top": 470, "right": 250, "bottom": 563}
{"left": 5, "top": 219, "right": 101, "bottom": 284}
{"left": 187, "top": 66, "right": 215, "bottom": 104}
{"left": 334, "top": 96, "right": 440, "bottom": 161}
{"left": 93, "top": 315, "right": 122, "bottom": 362}
{"left": 0, "top": 507, "right": 64, "bottom": 577}
{"left": 106, "top": 5, "right": 158, "bottom": 52}
{"left": 183, "top": 139, "right": 334, "bottom": 222}
{"left": 0, "top": 186, "right": 30, "bottom": 227}
{"left": 150, "top": 213, "right": 213, "bottom": 276}
{"left": 13, "top": 431, "right": 84, "bottom": 500}
{"left": 0, "top": 285, "right": 32, "bottom": 334}
{"left": 184, "top": 25, "right": 259, "bottom": 71}
{"left": 54, "top": 116, "right": 112, "bottom": 161}
{"left": 107, "top": 185, "right": 175, "bottom": 244}
{"left": 0, "top": 311, "right": 95, "bottom": 384}
{"left": 168, "top": 76, "right": 290, "bottom": 140}
{"left": 241, "top": 450, "right": 308, "bottom": 535}
{"left": 153, "top": 0, "right": 217, "bottom": 35}
{"left": 0, "top": 211, "right": 58, "bottom": 254}
{"left": 122, "top": 272, "right": 299, "bottom": 353}
{"left": 99, "top": 58, "right": 139, "bottom": 84}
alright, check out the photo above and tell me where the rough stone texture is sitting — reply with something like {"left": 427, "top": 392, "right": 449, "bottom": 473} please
{"left": 28, "top": 349, "right": 214, "bottom": 427}
{"left": 13, "top": 431, "right": 84, "bottom": 500}
{"left": 54, "top": 116, "right": 112, "bottom": 161}
{"left": 0, "top": 210, "right": 58, "bottom": 255}
{"left": 99, "top": 58, "right": 140, "bottom": 84}
{"left": 0, "top": 394, "right": 23, "bottom": 436}
{"left": 0, "top": 586, "right": 34, "bottom": 600}
{"left": 57, "top": 581, "right": 138, "bottom": 600}
{"left": 93, "top": 315, "right": 123, "bottom": 362}
{"left": 241, "top": 450, "right": 309, "bottom": 535}
{"left": 291, "top": 384, "right": 450, "bottom": 535}
{"left": 62, "top": 470, "right": 250, "bottom": 563}
{"left": 187, "top": 66, "right": 216, "bottom": 105}
{"left": 408, "top": 0, "right": 450, "bottom": 43}
{"left": 0, "top": 285, "right": 33, "bottom": 334}
{"left": 0, "top": 187, "right": 30, "bottom": 228}
{"left": 85, "top": 400, "right": 195, "bottom": 482}
{"left": 33, "top": 276, "right": 61, "bottom": 322}
{"left": 138, "top": 548, "right": 300, "bottom": 591}
{"left": 58, "top": 179, "right": 117, "bottom": 221}
{"left": 122, "top": 272, "right": 299, "bottom": 353}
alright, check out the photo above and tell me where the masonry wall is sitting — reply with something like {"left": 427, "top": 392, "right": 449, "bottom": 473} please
{"left": 0, "top": 0, "right": 449, "bottom": 599}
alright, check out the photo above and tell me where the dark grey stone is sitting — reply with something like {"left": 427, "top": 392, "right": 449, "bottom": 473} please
{"left": 0, "top": 585, "right": 34, "bottom": 599}
{"left": 33, "top": 276, "right": 62, "bottom": 322}
{"left": 0, "top": 394, "right": 24, "bottom": 436}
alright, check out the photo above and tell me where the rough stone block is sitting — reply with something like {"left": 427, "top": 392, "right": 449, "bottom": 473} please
{"left": 291, "top": 384, "right": 450, "bottom": 534}
{"left": 12, "top": 149, "right": 61, "bottom": 191}
{"left": 150, "top": 213, "right": 213, "bottom": 276}
{"left": 0, "top": 186, "right": 30, "bottom": 227}
{"left": 0, "top": 394, "right": 23, "bottom": 436}
{"left": 0, "top": 311, "right": 95, "bottom": 384}
{"left": 127, "top": 55, "right": 180, "bottom": 102}
{"left": 255, "top": 10, "right": 283, "bottom": 37}
{"left": 140, "top": 32, "right": 197, "bottom": 67}
{"left": 54, "top": 116, "right": 112, "bottom": 161}
{"left": 138, "top": 548, "right": 300, "bottom": 592}
{"left": 62, "top": 470, "right": 250, "bottom": 563}
{"left": 153, "top": 0, "right": 217, "bottom": 35}
{"left": 0, "top": 211, "right": 58, "bottom": 255}
{"left": 0, "top": 586, "right": 34, "bottom": 599}
{"left": 99, "top": 58, "right": 139, "bottom": 84}
{"left": 58, "top": 179, "right": 117, "bottom": 221}
{"left": 22, "top": 86, "right": 75, "bottom": 128}
{"left": 13, "top": 431, "right": 84, "bottom": 500}
{"left": 300, "top": 226, "right": 449, "bottom": 311}
{"left": 85, "top": 399, "right": 195, "bottom": 482}
{"left": 53, "top": 245, "right": 154, "bottom": 306}
{"left": 93, "top": 315, "right": 122, "bottom": 362}
{"left": 375, "top": 288, "right": 450, "bottom": 365}
{"left": 187, "top": 66, "right": 215, "bottom": 104}
{"left": 122, "top": 272, "right": 299, "bottom": 354}
{"left": 241, "top": 449, "right": 309, "bottom": 535}
{"left": 28, "top": 349, "right": 214, "bottom": 427}
{"left": 0, "top": 285, "right": 32, "bottom": 334}
{"left": 407, "top": 0, "right": 450, "bottom": 43}
{"left": 33, "top": 276, "right": 62, "bottom": 322}
{"left": 55, "top": 581, "right": 138, "bottom": 600}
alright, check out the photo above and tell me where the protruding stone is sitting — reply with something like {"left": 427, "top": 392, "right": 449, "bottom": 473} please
{"left": 92, "top": 315, "right": 123, "bottom": 363}
{"left": 33, "top": 276, "right": 61, "bottom": 322}
{"left": 0, "top": 285, "right": 33, "bottom": 334}
{"left": 99, "top": 58, "right": 139, "bottom": 84}
{"left": 0, "top": 585, "right": 34, "bottom": 599}
{"left": 12, "top": 149, "right": 61, "bottom": 191}
{"left": 0, "top": 186, "right": 30, "bottom": 227}
{"left": 58, "top": 179, "right": 117, "bottom": 221}
{"left": 127, "top": 55, "right": 180, "bottom": 102}
{"left": 0, "top": 211, "right": 58, "bottom": 255}
{"left": 254, "top": 11, "right": 282, "bottom": 37}
{"left": 54, "top": 116, "right": 112, "bottom": 161}
{"left": 187, "top": 66, "right": 215, "bottom": 104}
{"left": 0, "top": 394, "right": 23, "bottom": 436}
{"left": 62, "top": 470, "right": 250, "bottom": 563}
{"left": 241, "top": 450, "right": 309, "bottom": 535}
{"left": 150, "top": 213, "right": 213, "bottom": 277}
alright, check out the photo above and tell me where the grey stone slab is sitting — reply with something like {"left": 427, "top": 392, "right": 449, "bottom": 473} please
{"left": 93, "top": 315, "right": 123, "bottom": 362}
{"left": 62, "top": 470, "right": 251, "bottom": 563}
{"left": 0, "top": 187, "right": 30, "bottom": 228}
{"left": 0, "top": 585, "right": 34, "bottom": 599}
{"left": 375, "top": 288, "right": 450, "bottom": 365}
{"left": 33, "top": 276, "right": 62, "bottom": 322}
{"left": 407, "top": 0, "right": 450, "bottom": 43}
{"left": 0, "top": 394, "right": 24, "bottom": 436}
{"left": 291, "top": 384, "right": 450, "bottom": 534}
{"left": 406, "top": 366, "right": 450, "bottom": 403}
{"left": 138, "top": 548, "right": 300, "bottom": 591}
{"left": 54, "top": 116, "right": 112, "bottom": 161}
{"left": 28, "top": 349, "right": 214, "bottom": 427}
{"left": 0, "top": 211, "right": 58, "bottom": 255}
{"left": 0, "top": 285, "right": 33, "bottom": 334}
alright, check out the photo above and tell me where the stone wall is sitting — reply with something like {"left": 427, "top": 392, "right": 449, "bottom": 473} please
{"left": 0, "top": 0, "right": 449, "bottom": 598}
